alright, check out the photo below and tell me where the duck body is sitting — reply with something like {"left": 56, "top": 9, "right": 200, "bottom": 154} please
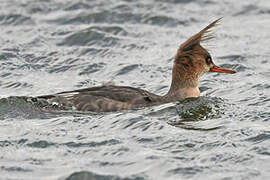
{"left": 36, "top": 84, "right": 202, "bottom": 112}
{"left": 36, "top": 85, "right": 164, "bottom": 112}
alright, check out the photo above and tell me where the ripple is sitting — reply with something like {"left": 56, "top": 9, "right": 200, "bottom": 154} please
{"left": 64, "top": 171, "right": 145, "bottom": 180}
{"left": 233, "top": 4, "right": 270, "bottom": 16}
{"left": 233, "top": 5, "right": 258, "bottom": 16}
{"left": 0, "top": 51, "right": 19, "bottom": 61}
{"left": 0, "top": 14, "right": 34, "bottom": 25}
{"left": 51, "top": 10, "right": 184, "bottom": 27}
{"left": 218, "top": 55, "right": 246, "bottom": 62}
{"left": 64, "top": 2, "right": 92, "bottom": 11}
{"left": 116, "top": 64, "right": 139, "bottom": 76}
{"left": 51, "top": 11, "right": 138, "bottom": 25}
{"left": 26, "top": 140, "right": 55, "bottom": 148}
{"left": 157, "top": 0, "right": 195, "bottom": 4}
{"left": 25, "top": 2, "right": 52, "bottom": 14}
{"left": 245, "top": 133, "right": 270, "bottom": 144}
{"left": 121, "top": 116, "right": 144, "bottom": 130}
{"left": 79, "top": 48, "right": 110, "bottom": 57}
{"left": 0, "top": 81, "right": 33, "bottom": 89}
{"left": 0, "top": 140, "right": 12, "bottom": 147}
{"left": 63, "top": 139, "right": 121, "bottom": 148}
{"left": 48, "top": 64, "right": 77, "bottom": 73}
{"left": 79, "top": 63, "right": 106, "bottom": 75}
{"left": 89, "top": 26, "right": 128, "bottom": 36}
{"left": 233, "top": 64, "right": 249, "bottom": 72}
{"left": 142, "top": 15, "right": 186, "bottom": 27}
{"left": 58, "top": 27, "right": 121, "bottom": 47}
{"left": 1, "top": 166, "right": 32, "bottom": 172}
{"left": 250, "top": 146, "right": 270, "bottom": 156}
{"left": 168, "top": 166, "right": 204, "bottom": 177}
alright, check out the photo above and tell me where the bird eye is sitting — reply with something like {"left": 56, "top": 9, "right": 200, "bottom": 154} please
{"left": 205, "top": 56, "right": 212, "bottom": 65}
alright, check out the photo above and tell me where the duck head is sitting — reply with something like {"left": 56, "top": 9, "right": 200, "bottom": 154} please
{"left": 168, "top": 18, "right": 236, "bottom": 99}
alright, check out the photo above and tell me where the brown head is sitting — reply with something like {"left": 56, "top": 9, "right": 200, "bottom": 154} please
{"left": 169, "top": 18, "right": 236, "bottom": 95}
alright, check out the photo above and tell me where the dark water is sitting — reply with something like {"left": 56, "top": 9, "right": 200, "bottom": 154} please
{"left": 0, "top": 0, "right": 270, "bottom": 179}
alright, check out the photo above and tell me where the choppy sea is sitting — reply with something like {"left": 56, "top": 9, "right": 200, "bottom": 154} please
{"left": 0, "top": 0, "right": 270, "bottom": 179}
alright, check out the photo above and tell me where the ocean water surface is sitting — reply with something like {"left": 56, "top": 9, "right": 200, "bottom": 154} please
{"left": 0, "top": 0, "right": 270, "bottom": 179}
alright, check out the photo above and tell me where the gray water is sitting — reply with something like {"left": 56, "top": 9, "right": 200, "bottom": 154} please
{"left": 0, "top": 0, "right": 270, "bottom": 179}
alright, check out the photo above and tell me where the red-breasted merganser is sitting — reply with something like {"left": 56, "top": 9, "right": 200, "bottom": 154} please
{"left": 35, "top": 19, "right": 236, "bottom": 112}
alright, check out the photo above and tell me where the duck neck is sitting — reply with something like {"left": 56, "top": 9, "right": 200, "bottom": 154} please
{"left": 163, "top": 64, "right": 201, "bottom": 102}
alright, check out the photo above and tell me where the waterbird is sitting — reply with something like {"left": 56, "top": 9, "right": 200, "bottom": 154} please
{"left": 34, "top": 18, "right": 236, "bottom": 112}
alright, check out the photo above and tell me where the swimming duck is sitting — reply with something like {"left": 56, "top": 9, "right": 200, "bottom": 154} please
{"left": 35, "top": 19, "right": 236, "bottom": 112}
